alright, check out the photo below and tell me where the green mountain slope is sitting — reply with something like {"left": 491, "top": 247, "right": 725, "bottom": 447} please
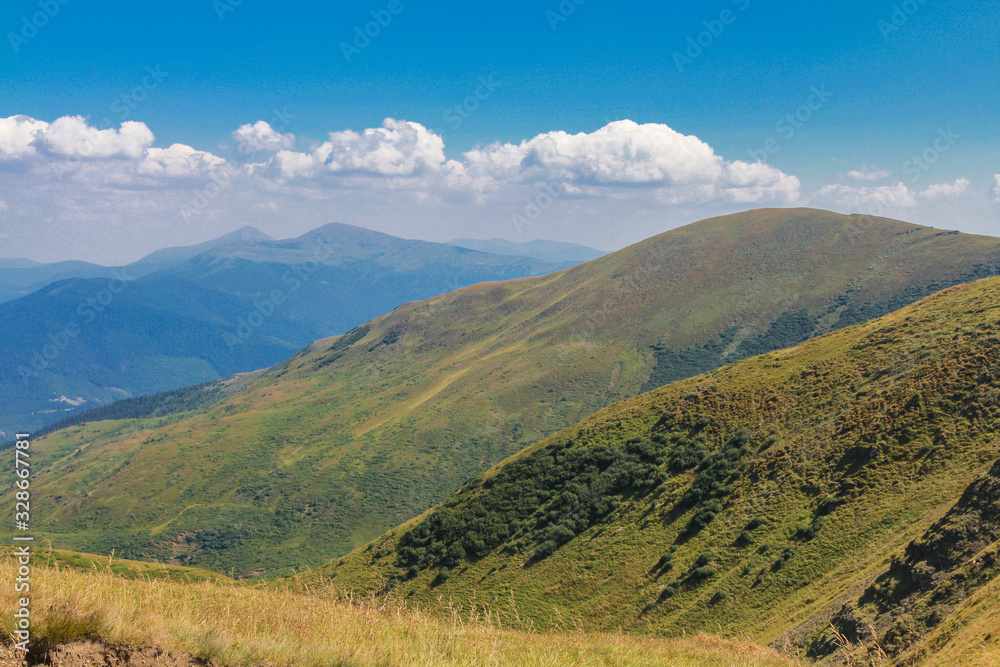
{"left": 17, "top": 208, "right": 1000, "bottom": 578}
{"left": 324, "top": 276, "right": 1000, "bottom": 664}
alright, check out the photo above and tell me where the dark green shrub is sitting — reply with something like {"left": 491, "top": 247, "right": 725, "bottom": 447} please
{"left": 694, "top": 551, "right": 716, "bottom": 567}
{"left": 659, "top": 582, "right": 679, "bottom": 600}
{"left": 397, "top": 436, "right": 663, "bottom": 571}
{"left": 794, "top": 518, "right": 824, "bottom": 541}
{"left": 443, "top": 543, "right": 466, "bottom": 568}
{"left": 710, "top": 590, "right": 729, "bottom": 604}
{"left": 532, "top": 540, "right": 558, "bottom": 560}
{"left": 688, "top": 499, "right": 722, "bottom": 531}
{"left": 681, "top": 430, "right": 751, "bottom": 508}
{"left": 667, "top": 435, "right": 709, "bottom": 472}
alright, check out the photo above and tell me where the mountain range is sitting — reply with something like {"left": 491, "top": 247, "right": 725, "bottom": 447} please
{"left": 21, "top": 208, "right": 1000, "bottom": 581}
{"left": 0, "top": 226, "right": 270, "bottom": 305}
{"left": 0, "top": 224, "right": 582, "bottom": 435}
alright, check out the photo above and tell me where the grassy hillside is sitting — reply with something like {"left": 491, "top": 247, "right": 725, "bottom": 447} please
{"left": 0, "top": 553, "right": 797, "bottom": 666}
{"left": 28, "top": 370, "right": 265, "bottom": 439}
{"left": 15, "top": 208, "right": 1000, "bottom": 577}
{"left": 322, "top": 276, "right": 1000, "bottom": 664}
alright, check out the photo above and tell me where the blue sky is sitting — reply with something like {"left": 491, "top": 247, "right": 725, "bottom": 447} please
{"left": 0, "top": 0, "right": 997, "bottom": 263}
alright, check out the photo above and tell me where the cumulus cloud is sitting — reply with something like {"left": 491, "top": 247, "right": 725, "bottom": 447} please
{"left": 921, "top": 178, "right": 969, "bottom": 199}
{"left": 38, "top": 116, "right": 154, "bottom": 158}
{"left": 0, "top": 113, "right": 229, "bottom": 188}
{"left": 720, "top": 160, "right": 801, "bottom": 202}
{"left": 462, "top": 120, "right": 800, "bottom": 202}
{"left": 0, "top": 114, "right": 155, "bottom": 161}
{"left": 0, "top": 115, "right": 49, "bottom": 158}
{"left": 847, "top": 165, "right": 891, "bottom": 181}
{"left": 465, "top": 120, "right": 724, "bottom": 185}
{"left": 232, "top": 121, "right": 295, "bottom": 155}
{"left": 139, "top": 143, "right": 229, "bottom": 178}
{"left": 268, "top": 118, "right": 446, "bottom": 181}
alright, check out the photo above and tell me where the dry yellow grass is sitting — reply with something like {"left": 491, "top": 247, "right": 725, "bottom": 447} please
{"left": 0, "top": 554, "right": 800, "bottom": 666}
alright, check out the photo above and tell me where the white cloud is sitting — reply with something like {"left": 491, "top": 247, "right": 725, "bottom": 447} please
{"left": 38, "top": 116, "right": 154, "bottom": 158}
{"left": 921, "top": 178, "right": 969, "bottom": 199}
{"left": 138, "top": 143, "right": 229, "bottom": 178}
{"left": 815, "top": 178, "right": 974, "bottom": 208}
{"left": 0, "top": 114, "right": 229, "bottom": 188}
{"left": 232, "top": 121, "right": 295, "bottom": 155}
{"left": 847, "top": 165, "right": 891, "bottom": 181}
{"left": 0, "top": 115, "right": 155, "bottom": 161}
{"left": 721, "top": 160, "right": 801, "bottom": 202}
{"left": 268, "top": 118, "right": 446, "bottom": 181}
{"left": 465, "top": 120, "right": 716, "bottom": 184}
{"left": 268, "top": 149, "right": 320, "bottom": 181}
{"left": 992, "top": 174, "right": 1000, "bottom": 202}
{"left": 0, "top": 198, "right": 8, "bottom": 211}
{"left": 815, "top": 182, "right": 917, "bottom": 208}
{"left": 0, "top": 115, "right": 49, "bottom": 158}
{"left": 462, "top": 120, "right": 800, "bottom": 202}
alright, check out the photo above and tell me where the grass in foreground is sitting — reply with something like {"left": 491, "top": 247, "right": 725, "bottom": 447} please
{"left": 0, "top": 555, "right": 798, "bottom": 666}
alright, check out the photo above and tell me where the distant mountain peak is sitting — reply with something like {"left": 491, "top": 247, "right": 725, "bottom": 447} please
{"left": 229, "top": 225, "right": 272, "bottom": 242}
{"left": 130, "top": 226, "right": 273, "bottom": 272}
{"left": 296, "top": 222, "right": 403, "bottom": 244}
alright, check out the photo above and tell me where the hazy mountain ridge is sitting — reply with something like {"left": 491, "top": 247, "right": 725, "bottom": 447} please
{"left": 0, "top": 225, "right": 274, "bottom": 304}
{"left": 0, "top": 223, "right": 571, "bottom": 434}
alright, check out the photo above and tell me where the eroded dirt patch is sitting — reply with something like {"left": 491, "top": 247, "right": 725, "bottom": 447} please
{"left": 0, "top": 641, "right": 239, "bottom": 667}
